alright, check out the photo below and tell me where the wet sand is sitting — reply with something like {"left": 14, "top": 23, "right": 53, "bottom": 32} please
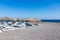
{"left": 0, "top": 22, "right": 60, "bottom": 40}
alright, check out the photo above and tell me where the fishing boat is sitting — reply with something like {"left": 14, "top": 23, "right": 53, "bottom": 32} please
{"left": 1, "top": 22, "right": 14, "bottom": 29}
{"left": 12, "top": 22, "right": 26, "bottom": 29}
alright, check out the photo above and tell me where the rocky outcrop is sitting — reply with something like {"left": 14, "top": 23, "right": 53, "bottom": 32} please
{"left": 26, "top": 18, "right": 40, "bottom": 22}
{"left": 26, "top": 18, "right": 33, "bottom": 22}
{"left": 0, "top": 17, "right": 41, "bottom": 22}
{"left": 0, "top": 17, "right": 16, "bottom": 21}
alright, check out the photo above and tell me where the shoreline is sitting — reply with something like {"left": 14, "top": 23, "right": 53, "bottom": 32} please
{"left": 0, "top": 22, "right": 60, "bottom": 40}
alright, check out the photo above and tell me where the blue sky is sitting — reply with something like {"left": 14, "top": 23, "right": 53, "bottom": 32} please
{"left": 0, "top": 0, "right": 60, "bottom": 19}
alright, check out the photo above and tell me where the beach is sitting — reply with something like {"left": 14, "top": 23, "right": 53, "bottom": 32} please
{"left": 0, "top": 22, "right": 60, "bottom": 40}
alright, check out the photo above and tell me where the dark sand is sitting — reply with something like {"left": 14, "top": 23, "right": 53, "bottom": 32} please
{"left": 0, "top": 22, "right": 60, "bottom": 40}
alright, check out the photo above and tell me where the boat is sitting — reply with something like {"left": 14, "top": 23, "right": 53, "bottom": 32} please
{"left": 2, "top": 22, "right": 14, "bottom": 29}
{"left": 12, "top": 22, "right": 26, "bottom": 29}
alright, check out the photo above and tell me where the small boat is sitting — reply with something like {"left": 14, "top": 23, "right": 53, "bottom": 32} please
{"left": 12, "top": 22, "right": 26, "bottom": 29}
{"left": 0, "top": 30, "right": 2, "bottom": 33}
{"left": 7, "top": 22, "right": 12, "bottom": 26}
{"left": 0, "top": 23, "right": 3, "bottom": 32}
{"left": 3, "top": 25, "right": 13, "bottom": 29}
{"left": 18, "top": 23, "right": 26, "bottom": 28}
{"left": 25, "top": 23, "right": 32, "bottom": 26}
{"left": 2, "top": 22, "right": 14, "bottom": 29}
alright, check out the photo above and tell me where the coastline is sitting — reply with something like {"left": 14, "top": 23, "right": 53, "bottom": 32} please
{"left": 0, "top": 22, "right": 60, "bottom": 40}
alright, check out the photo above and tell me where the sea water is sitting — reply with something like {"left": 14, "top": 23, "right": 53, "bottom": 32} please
{"left": 41, "top": 19, "right": 60, "bottom": 23}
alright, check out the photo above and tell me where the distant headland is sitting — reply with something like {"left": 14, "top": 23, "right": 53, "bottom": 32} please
{"left": 0, "top": 17, "right": 41, "bottom": 22}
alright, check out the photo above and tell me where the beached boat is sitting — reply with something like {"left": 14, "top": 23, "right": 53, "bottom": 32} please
{"left": 0, "top": 22, "right": 14, "bottom": 29}
{"left": 12, "top": 22, "right": 26, "bottom": 29}
{"left": 0, "top": 23, "right": 3, "bottom": 31}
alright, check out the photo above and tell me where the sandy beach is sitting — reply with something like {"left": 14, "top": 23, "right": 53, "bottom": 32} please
{"left": 0, "top": 22, "right": 60, "bottom": 40}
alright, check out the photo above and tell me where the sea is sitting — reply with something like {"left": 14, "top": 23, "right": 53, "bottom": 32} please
{"left": 41, "top": 19, "right": 60, "bottom": 23}
{"left": 0, "top": 20, "right": 60, "bottom": 23}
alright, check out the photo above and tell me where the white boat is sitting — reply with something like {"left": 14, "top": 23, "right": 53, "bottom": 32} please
{"left": 3, "top": 26, "right": 14, "bottom": 29}
{"left": 0, "top": 23, "right": 3, "bottom": 32}
{"left": 12, "top": 22, "right": 26, "bottom": 29}
{"left": 7, "top": 22, "right": 12, "bottom": 26}
{"left": 2, "top": 22, "right": 14, "bottom": 29}
{"left": 18, "top": 23, "right": 26, "bottom": 28}
{"left": 0, "top": 30, "right": 2, "bottom": 33}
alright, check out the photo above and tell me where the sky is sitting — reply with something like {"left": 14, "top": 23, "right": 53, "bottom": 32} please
{"left": 0, "top": 0, "right": 60, "bottom": 19}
